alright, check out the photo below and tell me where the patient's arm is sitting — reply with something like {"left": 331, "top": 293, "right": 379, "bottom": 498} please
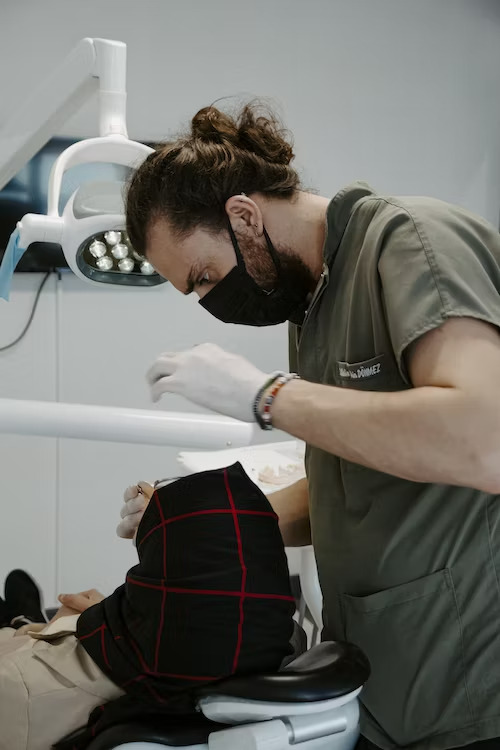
{"left": 13, "top": 589, "right": 106, "bottom": 635}
{"left": 267, "top": 478, "right": 311, "bottom": 547}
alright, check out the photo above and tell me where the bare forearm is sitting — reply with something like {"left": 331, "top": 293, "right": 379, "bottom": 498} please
{"left": 267, "top": 478, "right": 311, "bottom": 547}
{"left": 272, "top": 379, "right": 500, "bottom": 492}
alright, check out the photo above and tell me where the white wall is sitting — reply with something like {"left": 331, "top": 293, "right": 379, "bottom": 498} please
{"left": 0, "top": 274, "right": 58, "bottom": 604}
{"left": 0, "top": 0, "right": 499, "bottom": 605}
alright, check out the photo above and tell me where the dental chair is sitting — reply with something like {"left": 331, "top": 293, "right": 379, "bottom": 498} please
{"left": 85, "top": 640, "right": 370, "bottom": 750}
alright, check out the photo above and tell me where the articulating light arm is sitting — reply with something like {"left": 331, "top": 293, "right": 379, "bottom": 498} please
{"left": 0, "top": 38, "right": 128, "bottom": 192}
{"left": 0, "top": 399, "right": 259, "bottom": 450}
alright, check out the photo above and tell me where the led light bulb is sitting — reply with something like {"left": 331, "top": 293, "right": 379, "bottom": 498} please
{"left": 118, "top": 257, "right": 135, "bottom": 272}
{"left": 96, "top": 256, "right": 113, "bottom": 271}
{"left": 104, "top": 231, "right": 121, "bottom": 246}
{"left": 111, "top": 243, "right": 129, "bottom": 260}
{"left": 140, "top": 261, "right": 155, "bottom": 275}
{"left": 89, "top": 240, "right": 107, "bottom": 259}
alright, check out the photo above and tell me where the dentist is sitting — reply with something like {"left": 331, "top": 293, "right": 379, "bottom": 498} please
{"left": 122, "top": 101, "right": 500, "bottom": 750}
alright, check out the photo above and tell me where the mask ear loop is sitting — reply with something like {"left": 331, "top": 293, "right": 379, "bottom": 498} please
{"left": 227, "top": 218, "right": 248, "bottom": 270}
{"left": 262, "top": 226, "right": 282, "bottom": 277}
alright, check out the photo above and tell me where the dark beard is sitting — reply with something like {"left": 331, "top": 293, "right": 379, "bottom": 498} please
{"left": 235, "top": 230, "right": 316, "bottom": 300}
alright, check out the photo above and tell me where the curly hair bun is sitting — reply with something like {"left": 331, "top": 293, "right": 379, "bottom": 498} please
{"left": 191, "top": 102, "right": 294, "bottom": 166}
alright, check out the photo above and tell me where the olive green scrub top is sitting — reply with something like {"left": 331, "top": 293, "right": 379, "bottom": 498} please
{"left": 289, "top": 182, "right": 500, "bottom": 749}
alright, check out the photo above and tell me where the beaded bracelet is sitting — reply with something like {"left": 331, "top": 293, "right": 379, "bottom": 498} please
{"left": 254, "top": 372, "right": 300, "bottom": 430}
{"left": 253, "top": 372, "right": 285, "bottom": 430}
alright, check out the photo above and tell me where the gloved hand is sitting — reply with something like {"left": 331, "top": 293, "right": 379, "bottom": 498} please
{"left": 116, "top": 481, "right": 154, "bottom": 540}
{"left": 146, "top": 343, "right": 270, "bottom": 422}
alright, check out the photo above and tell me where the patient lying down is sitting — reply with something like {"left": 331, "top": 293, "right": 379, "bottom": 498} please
{"left": 0, "top": 463, "right": 296, "bottom": 750}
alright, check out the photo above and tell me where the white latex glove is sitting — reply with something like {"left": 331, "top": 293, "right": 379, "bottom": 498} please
{"left": 146, "top": 343, "right": 271, "bottom": 422}
{"left": 116, "top": 481, "right": 154, "bottom": 540}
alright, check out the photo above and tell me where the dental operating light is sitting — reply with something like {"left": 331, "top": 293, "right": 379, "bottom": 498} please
{"left": 0, "top": 38, "right": 165, "bottom": 289}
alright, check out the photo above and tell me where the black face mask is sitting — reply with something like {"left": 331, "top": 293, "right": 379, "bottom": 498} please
{"left": 199, "top": 222, "right": 308, "bottom": 326}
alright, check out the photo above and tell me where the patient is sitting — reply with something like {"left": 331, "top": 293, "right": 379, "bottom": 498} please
{"left": 0, "top": 464, "right": 296, "bottom": 750}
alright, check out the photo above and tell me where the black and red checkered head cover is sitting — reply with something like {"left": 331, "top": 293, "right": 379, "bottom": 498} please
{"left": 77, "top": 462, "right": 295, "bottom": 704}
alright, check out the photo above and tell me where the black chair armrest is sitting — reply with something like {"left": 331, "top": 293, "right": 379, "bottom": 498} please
{"left": 197, "top": 641, "right": 370, "bottom": 703}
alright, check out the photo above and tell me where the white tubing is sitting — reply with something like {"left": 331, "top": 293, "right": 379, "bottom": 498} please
{"left": 0, "top": 399, "right": 258, "bottom": 450}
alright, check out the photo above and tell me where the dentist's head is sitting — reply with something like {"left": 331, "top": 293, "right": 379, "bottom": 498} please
{"left": 126, "top": 101, "right": 326, "bottom": 327}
